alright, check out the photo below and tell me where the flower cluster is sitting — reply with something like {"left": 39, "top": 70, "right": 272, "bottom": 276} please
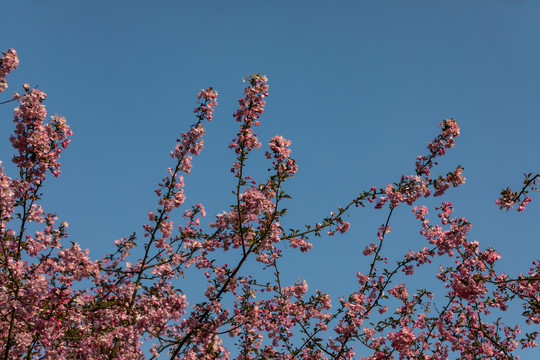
{"left": 496, "top": 173, "right": 538, "bottom": 212}
{"left": 0, "top": 162, "right": 15, "bottom": 227}
{"left": 426, "top": 118, "right": 460, "bottom": 157}
{"left": 0, "top": 48, "right": 19, "bottom": 93}
{"left": 193, "top": 87, "right": 218, "bottom": 121}
{"left": 266, "top": 135, "right": 298, "bottom": 177}
{"left": 229, "top": 74, "right": 269, "bottom": 157}
{"left": 10, "top": 85, "right": 72, "bottom": 183}
{"left": 416, "top": 118, "right": 460, "bottom": 179}
{"left": 327, "top": 221, "right": 351, "bottom": 236}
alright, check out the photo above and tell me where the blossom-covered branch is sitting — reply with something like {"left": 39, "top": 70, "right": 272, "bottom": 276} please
{"left": 496, "top": 173, "right": 539, "bottom": 212}
{"left": 1, "top": 51, "right": 538, "bottom": 360}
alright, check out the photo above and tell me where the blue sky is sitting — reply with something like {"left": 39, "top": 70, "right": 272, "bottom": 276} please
{"left": 1, "top": 0, "right": 539, "bottom": 358}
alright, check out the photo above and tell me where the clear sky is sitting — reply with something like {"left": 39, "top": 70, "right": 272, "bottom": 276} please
{"left": 1, "top": 0, "right": 539, "bottom": 358}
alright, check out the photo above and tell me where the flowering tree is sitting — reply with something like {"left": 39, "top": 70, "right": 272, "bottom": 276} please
{"left": 0, "top": 48, "right": 538, "bottom": 359}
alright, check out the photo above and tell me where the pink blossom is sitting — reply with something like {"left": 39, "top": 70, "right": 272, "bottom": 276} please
{"left": 517, "top": 196, "right": 532, "bottom": 212}
{"left": 328, "top": 221, "right": 351, "bottom": 236}
{"left": 363, "top": 243, "right": 377, "bottom": 256}
{"left": 388, "top": 283, "right": 409, "bottom": 301}
{"left": 0, "top": 49, "right": 19, "bottom": 92}
{"left": 289, "top": 237, "right": 313, "bottom": 252}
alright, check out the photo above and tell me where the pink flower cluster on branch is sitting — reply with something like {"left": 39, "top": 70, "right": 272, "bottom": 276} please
{"left": 496, "top": 172, "right": 538, "bottom": 212}
{"left": 0, "top": 49, "right": 19, "bottom": 93}
{"left": 266, "top": 135, "right": 298, "bottom": 178}
{"left": 229, "top": 74, "right": 269, "bottom": 158}
{"left": 10, "top": 85, "right": 72, "bottom": 183}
